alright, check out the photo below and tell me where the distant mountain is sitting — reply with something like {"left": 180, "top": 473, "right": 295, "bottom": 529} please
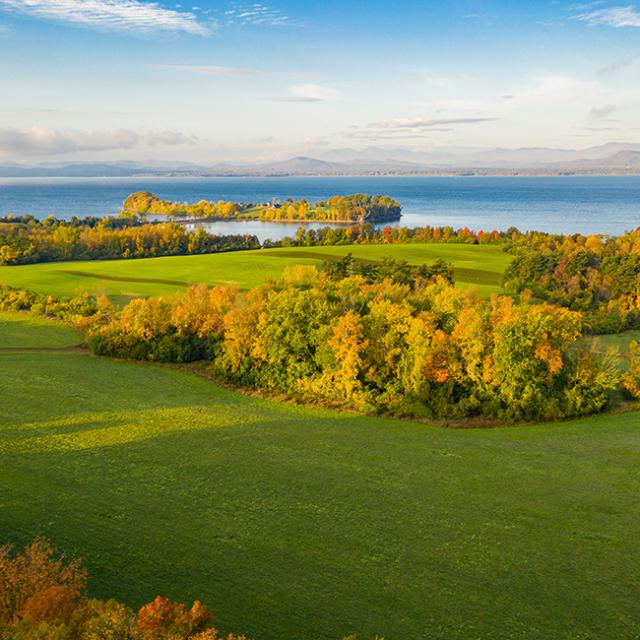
{"left": 3, "top": 145, "right": 640, "bottom": 177}
{"left": 253, "top": 156, "right": 347, "bottom": 174}
{"left": 0, "top": 162, "right": 152, "bottom": 177}
{"left": 555, "top": 150, "right": 640, "bottom": 170}
{"left": 313, "top": 143, "right": 640, "bottom": 168}
{"left": 0, "top": 160, "right": 202, "bottom": 177}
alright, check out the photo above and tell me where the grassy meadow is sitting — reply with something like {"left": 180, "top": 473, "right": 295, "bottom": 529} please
{"left": 0, "top": 243, "right": 510, "bottom": 303}
{"left": 0, "top": 310, "right": 82, "bottom": 348}
{"left": 1, "top": 311, "right": 640, "bottom": 640}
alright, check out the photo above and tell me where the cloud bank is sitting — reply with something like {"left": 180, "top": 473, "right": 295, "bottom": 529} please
{"left": 0, "top": 127, "right": 197, "bottom": 156}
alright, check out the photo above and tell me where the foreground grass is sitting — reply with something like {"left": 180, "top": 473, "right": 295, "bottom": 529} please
{"left": 0, "top": 243, "right": 510, "bottom": 303}
{"left": 1, "top": 314, "right": 639, "bottom": 640}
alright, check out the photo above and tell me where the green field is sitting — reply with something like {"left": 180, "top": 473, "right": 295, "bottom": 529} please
{"left": 0, "top": 310, "right": 82, "bottom": 348}
{"left": 0, "top": 243, "right": 510, "bottom": 303}
{"left": 1, "top": 312, "right": 639, "bottom": 640}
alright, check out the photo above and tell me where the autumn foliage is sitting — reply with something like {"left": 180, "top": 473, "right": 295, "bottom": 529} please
{"left": 0, "top": 540, "right": 248, "bottom": 640}
{"left": 502, "top": 228, "right": 640, "bottom": 333}
{"left": 86, "top": 261, "right": 621, "bottom": 421}
{"left": 122, "top": 192, "right": 402, "bottom": 223}
{"left": 0, "top": 217, "right": 259, "bottom": 266}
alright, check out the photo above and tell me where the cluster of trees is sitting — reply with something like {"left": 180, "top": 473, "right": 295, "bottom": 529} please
{"left": 503, "top": 228, "right": 640, "bottom": 333}
{"left": 0, "top": 538, "right": 248, "bottom": 640}
{"left": 0, "top": 284, "right": 98, "bottom": 321}
{"left": 85, "top": 264, "right": 624, "bottom": 421}
{"left": 122, "top": 192, "right": 402, "bottom": 223}
{"left": 122, "top": 192, "right": 242, "bottom": 219}
{"left": 0, "top": 219, "right": 259, "bottom": 265}
{"left": 322, "top": 254, "right": 454, "bottom": 285}
{"left": 4, "top": 267, "right": 639, "bottom": 419}
{"left": 257, "top": 194, "right": 401, "bottom": 223}
{"left": 0, "top": 539, "right": 378, "bottom": 640}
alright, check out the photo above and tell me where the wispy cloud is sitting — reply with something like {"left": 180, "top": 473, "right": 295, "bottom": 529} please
{"left": 368, "top": 117, "right": 495, "bottom": 129}
{"left": 598, "top": 55, "right": 638, "bottom": 76}
{"left": 344, "top": 131, "right": 433, "bottom": 141}
{"left": 153, "top": 64, "right": 311, "bottom": 77}
{"left": 224, "top": 3, "right": 293, "bottom": 27}
{"left": 588, "top": 104, "right": 617, "bottom": 119}
{"left": 0, "top": 0, "right": 211, "bottom": 34}
{"left": 146, "top": 130, "right": 199, "bottom": 145}
{"left": 575, "top": 5, "right": 640, "bottom": 28}
{"left": 342, "top": 116, "right": 495, "bottom": 141}
{"left": 0, "top": 127, "right": 197, "bottom": 156}
{"left": 272, "top": 83, "right": 339, "bottom": 102}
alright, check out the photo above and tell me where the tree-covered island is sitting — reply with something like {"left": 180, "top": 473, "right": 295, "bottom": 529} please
{"left": 122, "top": 191, "right": 402, "bottom": 223}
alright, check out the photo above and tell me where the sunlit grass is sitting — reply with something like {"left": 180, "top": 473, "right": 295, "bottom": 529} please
{"left": 1, "top": 323, "right": 639, "bottom": 640}
{"left": 0, "top": 243, "right": 510, "bottom": 303}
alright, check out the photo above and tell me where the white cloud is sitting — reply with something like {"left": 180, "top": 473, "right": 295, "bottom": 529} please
{"left": 0, "top": 0, "right": 210, "bottom": 34}
{"left": 153, "top": 64, "right": 309, "bottom": 77}
{"left": 0, "top": 127, "right": 197, "bottom": 156}
{"left": 225, "top": 3, "right": 292, "bottom": 27}
{"left": 272, "top": 83, "right": 339, "bottom": 102}
{"left": 575, "top": 6, "right": 640, "bottom": 28}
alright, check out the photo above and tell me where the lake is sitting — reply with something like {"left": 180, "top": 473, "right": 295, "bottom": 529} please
{"left": 0, "top": 175, "right": 638, "bottom": 241}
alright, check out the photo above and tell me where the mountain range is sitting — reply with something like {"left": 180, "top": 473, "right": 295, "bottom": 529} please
{"left": 3, "top": 144, "right": 640, "bottom": 177}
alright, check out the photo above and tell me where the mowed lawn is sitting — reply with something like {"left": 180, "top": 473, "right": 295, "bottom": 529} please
{"left": 1, "top": 314, "right": 640, "bottom": 640}
{"left": 0, "top": 243, "right": 510, "bottom": 303}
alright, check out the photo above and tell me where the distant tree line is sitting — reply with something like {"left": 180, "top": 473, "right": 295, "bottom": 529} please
{"left": 263, "top": 223, "right": 508, "bottom": 247}
{"left": 122, "top": 192, "right": 402, "bottom": 223}
{"left": 0, "top": 218, "right": 259, "bottom": 266}
{"left": 1, "top": 211, "right": 639, "bottom": 339}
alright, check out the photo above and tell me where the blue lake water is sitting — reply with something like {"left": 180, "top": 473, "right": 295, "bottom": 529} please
{"left": 0, "top": 175, "right": 638, "bottom": 241}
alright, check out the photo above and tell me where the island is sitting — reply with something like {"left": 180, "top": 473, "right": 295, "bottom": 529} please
{"left": 122, "top": 191, "right": 402, "bottom": 223}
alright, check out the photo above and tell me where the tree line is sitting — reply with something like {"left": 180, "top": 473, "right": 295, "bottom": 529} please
{"left": 2, "top": 212, "right": 639, "bottom": 340}
{"left": 0, "top": 218, "right": 259, "bottom": 266}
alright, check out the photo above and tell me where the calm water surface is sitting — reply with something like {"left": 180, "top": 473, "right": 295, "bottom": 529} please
{"left": 0, "top": 175, "right": 638, "bottom": 241}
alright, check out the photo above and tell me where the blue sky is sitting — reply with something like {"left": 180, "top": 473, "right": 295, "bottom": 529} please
{"left": 1, "top": 0, "right": 640, "bottom": 162}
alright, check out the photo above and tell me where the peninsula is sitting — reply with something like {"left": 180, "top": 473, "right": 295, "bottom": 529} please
{"left": 122, "top": 191, "right": 402, "bottom": 223}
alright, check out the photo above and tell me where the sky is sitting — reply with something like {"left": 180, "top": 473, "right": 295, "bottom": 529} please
{"left": 1, "top": 0, "right": 640, "bottom": 163}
